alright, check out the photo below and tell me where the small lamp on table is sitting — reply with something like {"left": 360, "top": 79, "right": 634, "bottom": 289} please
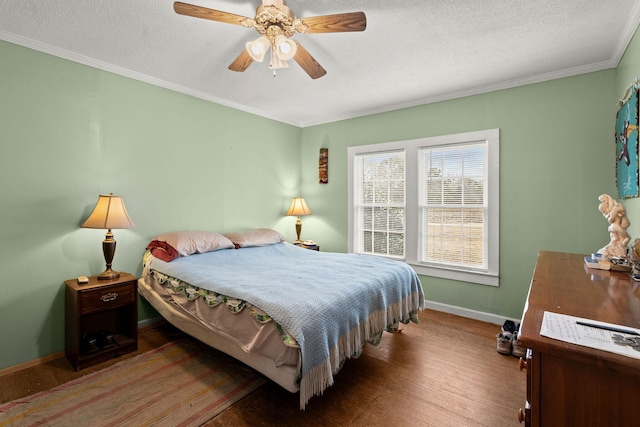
{"left": 286, "top": 197, "right": 312, "bottom": 244}
{"left": 81, "top": 193, "right": 135, "bottom": 280}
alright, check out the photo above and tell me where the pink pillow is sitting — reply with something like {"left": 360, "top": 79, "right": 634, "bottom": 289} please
{"left": 146, "top": 231, "right": 234, "bottom": 261}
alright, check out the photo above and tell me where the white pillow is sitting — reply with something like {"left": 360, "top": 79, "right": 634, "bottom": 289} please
{"left": 223, "top": 228, "right": 286, "bottom": 248}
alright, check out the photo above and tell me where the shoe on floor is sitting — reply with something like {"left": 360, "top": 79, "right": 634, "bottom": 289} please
{"left": 496, "top": 332, "right": 513, "bottom": 355}
{"left": 512, "top": 331, "right": 526, "bottom": 358}
{"left": 502, "top": 320, "right": 516, "bottom": 333}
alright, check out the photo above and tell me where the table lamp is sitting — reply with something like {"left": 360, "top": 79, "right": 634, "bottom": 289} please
{"left": 81, "top": 193, "right": 135, "bottom": 280}
{"left": 286, "top": 197, "right": 311, "bottom": 243}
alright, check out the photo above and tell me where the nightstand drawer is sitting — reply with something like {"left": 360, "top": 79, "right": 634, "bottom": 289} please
{"left": 79, "top": 283, "right": 135, "bottom": 315}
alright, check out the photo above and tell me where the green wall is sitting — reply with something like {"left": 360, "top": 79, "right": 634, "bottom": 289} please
{"left": 2, "top": 22, "right": 638, "bottom": 370}
{"left": 0, "top": 40, "right": 301, "bottom": 370}
{"left": 300, "top": 71, "right": 617, "bottom": 320}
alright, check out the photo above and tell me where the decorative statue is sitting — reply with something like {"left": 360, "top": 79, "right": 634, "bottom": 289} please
{"left": 597, "top": 194, "right": 631, "bottom": 258}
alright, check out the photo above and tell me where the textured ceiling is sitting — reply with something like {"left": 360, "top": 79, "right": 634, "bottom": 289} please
{"left": 1, "top": 0, "right": 639, "bottom": 127}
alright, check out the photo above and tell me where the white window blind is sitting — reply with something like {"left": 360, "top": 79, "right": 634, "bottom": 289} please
{"left": 419, "top": 143, "right": 487, "bottom": 270}
{"left": 354, "top": 150, "right": 405, "bottom": 258}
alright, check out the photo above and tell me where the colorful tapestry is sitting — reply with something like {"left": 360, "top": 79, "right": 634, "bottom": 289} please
{"left": 616, "top": 88, "right": 639, "bottom": 198}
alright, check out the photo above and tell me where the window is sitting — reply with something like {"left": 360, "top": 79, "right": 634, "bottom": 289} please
{"left": 352, "top": 150, "right": 405, "bottom": 258}
{"left": 348, "top": 129, "right": 499, "bottom": 286}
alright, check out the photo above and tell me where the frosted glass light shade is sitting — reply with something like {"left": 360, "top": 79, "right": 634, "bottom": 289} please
{"left": 274, "top": 35, "right": 297, "bottom": 60}
{"left": 246, "top": 36, "right": 270, "bottom": 62}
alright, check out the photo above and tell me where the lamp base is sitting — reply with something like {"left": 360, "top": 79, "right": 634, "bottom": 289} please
{"left": 295, "top": 217, "right": 302, "bottom": 242}
{"left": 98, "top": 231, "right": 119, "bottom": 280}
{"left": 97, "top": 268, "right": 120, "bottom": 280}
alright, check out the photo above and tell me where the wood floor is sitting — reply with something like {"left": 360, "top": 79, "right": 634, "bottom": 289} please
{"left": 0, "top": 309, "right": 526, "bottom": 426}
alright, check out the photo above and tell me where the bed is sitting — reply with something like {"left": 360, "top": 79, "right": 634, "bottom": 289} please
{"left": 138, "top": 229, "right": 425, "bottom": 409}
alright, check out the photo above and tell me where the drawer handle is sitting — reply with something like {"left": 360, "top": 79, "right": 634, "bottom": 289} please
{"left": 101, "top": 292, "right": 118, "bottom": 302}
{"left": 518, "top": 408, "right": 526, "bottom": 423}
{"left": 518, "top": 357, "right": 528, "bottom": 372}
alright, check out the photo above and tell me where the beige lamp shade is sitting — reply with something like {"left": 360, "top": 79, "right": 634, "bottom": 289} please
{"left": 286, "top": 197, "right": 311, "bottom": 242}
{"left": 286, "top": 197, "right": 312, "bottom": 217}
{"left": 82, "top": 194, "right": 135, "bottom": 230}
{"left": 82, "top": 193, "right": 134, "bottom": 280}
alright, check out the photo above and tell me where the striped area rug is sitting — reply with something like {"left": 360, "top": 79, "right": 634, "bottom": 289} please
{"left": 0, "top": 339, "right": 266, "bottom": 426}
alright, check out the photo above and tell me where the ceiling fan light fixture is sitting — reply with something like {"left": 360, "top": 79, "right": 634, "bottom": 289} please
{"left": 269, "top": 49, "right": 289, "bottom": 69}
{"left": 274, "top": 35, "right": 297, "bottom": 60}
{"left": 173, "top": 2, "right": 366, "bottom": 79}
{"left": 246, "top": 36, "right": 270, "bottom": 62}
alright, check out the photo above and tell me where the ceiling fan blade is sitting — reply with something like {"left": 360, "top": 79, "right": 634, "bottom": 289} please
{"left": 293, "top": 41, "right": 327, "bottom": 79}
{"left": 228, "top": 49, "right": 254, "bottom": 72}
{"left": 298, "top": 12, "right": 366, "bottom": 34}
{"left": 174, "top": 2, "right": 253, "bottom": 27}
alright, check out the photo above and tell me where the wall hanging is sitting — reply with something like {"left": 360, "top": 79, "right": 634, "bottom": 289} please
{"left": 616, "top": 81, "right": 639, "bottom": 198}
{"left": 319, "top": 148, "right": 328, "bottom": 184}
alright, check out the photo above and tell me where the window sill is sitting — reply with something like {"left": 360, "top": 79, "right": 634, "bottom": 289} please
{"left": 408, "top": 263, "right": 499, "bottom": 287}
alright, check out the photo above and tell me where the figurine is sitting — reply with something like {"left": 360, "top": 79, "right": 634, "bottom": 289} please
{"left": 597, "top": 194, "right": 631, "bottom": 258}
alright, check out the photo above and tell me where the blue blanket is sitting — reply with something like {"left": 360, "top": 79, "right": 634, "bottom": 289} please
{"left": 147, "top": 242, "right": 424, "bottom": 408}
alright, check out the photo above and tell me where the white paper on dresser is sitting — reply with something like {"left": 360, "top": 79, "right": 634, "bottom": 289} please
{"left": 540, "top": 311, "right": 640, "bottom": 360}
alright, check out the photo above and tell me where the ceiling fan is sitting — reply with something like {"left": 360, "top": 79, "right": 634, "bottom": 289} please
{"left": 173, "top": 1, "right": 367, "bottom": 79}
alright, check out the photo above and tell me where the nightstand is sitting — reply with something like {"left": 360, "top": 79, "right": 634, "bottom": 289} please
{"left": 65, "top": 273, "right": 138, "bottom": 371}
{"left": 295, "top": 242, "right": 319, "bottom": 251}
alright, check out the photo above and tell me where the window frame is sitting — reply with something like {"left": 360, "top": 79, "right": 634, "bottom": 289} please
{"left": 348, "top": 129, "right": 500, "bottom": 287}
{"left": 351, "top": 149, "right": 406, "bottom": 258}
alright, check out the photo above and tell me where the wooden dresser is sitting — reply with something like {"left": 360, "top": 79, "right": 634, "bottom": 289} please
{"left": 518, "top": 251, "right": 640, "bottom": 426}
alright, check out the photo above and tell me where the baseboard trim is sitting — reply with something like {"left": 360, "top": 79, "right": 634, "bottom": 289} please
{"left": 0, "top": 351, "right": 65, "bottom": 377}
{"left": 0, "top": 318, "right": 168, "bottom": 378}
{"left": 424, "top": 300, "right": 521, "bottom": 326}
{"left": 1, "top": 307, "right": 515, "bottom": 378}
{"left": 138, "top": 316, "right": 165, "bottom": 330}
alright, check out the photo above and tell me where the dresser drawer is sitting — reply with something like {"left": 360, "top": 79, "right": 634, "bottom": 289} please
{"left": 79, "top": 282, "right": 136, "bottom": 315}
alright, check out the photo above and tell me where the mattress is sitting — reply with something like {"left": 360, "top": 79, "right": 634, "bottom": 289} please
{"left": 138, "top": 276, "right": 300, "bottom": 392}
{"left": 139, "top": 240, "right": 424, "bottom": 408}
